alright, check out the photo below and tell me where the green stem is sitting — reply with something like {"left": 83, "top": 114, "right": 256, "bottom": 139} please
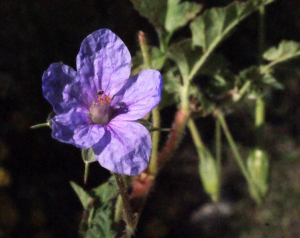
{"left": 215, "top": 118, "right": 222, "bottom": 179}
{"left": 138, "top": 31, "right": 152, "bottom": 69}
{"left": 84, "top": 162, "right": 89, "bottom": 185}
{"left": 138, "top": 31, "right": 161, "bottom": 175}
{"left": 217, "top": 110, "right": 261, "bottom": 204}
{"left": 258, "top": 6, "right": 265, "bottom": 65}
{"left": 256, "top": 5, "right": 266, "bottom": 149}
{"left": 217, "top": 111, "right": 249, "bottom": 181}
{"left": 255, "top": 96, "right": 265, "bottom": 149}
{"left": 236, "top": 80, "right": 252, "bottom": 101}
{"left": 187, "top": 119, "right": 205, "bottom": 153}
{"left": 150, "top": 106, "right": 160, "bottom": 175}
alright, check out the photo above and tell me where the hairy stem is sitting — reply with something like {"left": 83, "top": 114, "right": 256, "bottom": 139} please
{"left": 157, "top": 109, "right": 190, "bottom": 168}
{"left": 113, "top": 173, "right": 136, "bottom": 236}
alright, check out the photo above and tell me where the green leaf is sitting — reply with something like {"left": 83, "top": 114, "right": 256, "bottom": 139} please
{"left": 86, "top": 201, "right": 118, "bottom": 238}
{"left": 263, "top": 40, "right": 300, "bottom": 62}
{"left": 165, "top": 0, "right": 202, "bottom": 33}
{"left": 190, "top": 0, "right": 274, "bottom": 52}
{"left": 81, "top": 176, "right": 119, "bottom": 238}
{"left": 151, "top": 47, "right": 166, "bottom": 70}
{"left": 168, "top": 42, "right": 190, "bottom": 79}
{"left": 129, "top": 0, "right": 167, "bottom": 31}
{"left": 70, "top": 182, "right": 93, "bottom": 209}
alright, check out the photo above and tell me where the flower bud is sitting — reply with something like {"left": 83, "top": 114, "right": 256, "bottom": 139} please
{"left": 247, "top": 149, "right": 269, "bottom": 198}
{"left": 199, "top": 148, "right": 220, "bottom": 202}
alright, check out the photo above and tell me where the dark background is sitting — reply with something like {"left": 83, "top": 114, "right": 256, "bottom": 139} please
{"left": 1, "top": 0, "right": 300, "bottom": 237}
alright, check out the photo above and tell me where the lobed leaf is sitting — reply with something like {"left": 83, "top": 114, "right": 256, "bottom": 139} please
{"left": 129, "top": 0, "right": 167, "bottom": 31}
{"left": 81, "top": 176, "right": 119, "bottom": 238}
{"left": 190, "top": 0, "right": 274, "bottom": 52}
{"left": 130, "top": 0, "right": 201, "bottom": 45}
{"left": 165, "top": 0, "right": 202, "bottom": 33}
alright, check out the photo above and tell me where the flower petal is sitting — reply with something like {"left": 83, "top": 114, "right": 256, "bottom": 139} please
{"left": 52, "top": 107, "right": 105, "bottom": 149}
{"left": 93, "top": 120, "right": 151, "bottom": 176}
{"left": 112, "top": 69, "right": 163, "bottom": 121}
{"left": 76, "top": 28, "right": 131, "bottom": 97}
{"left": 42, "top": 63, "right": 88, "bottom": 114}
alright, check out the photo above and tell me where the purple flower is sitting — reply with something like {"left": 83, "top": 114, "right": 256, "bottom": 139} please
{"left": 42, "top": 29, "right": 162, "bottom": 176}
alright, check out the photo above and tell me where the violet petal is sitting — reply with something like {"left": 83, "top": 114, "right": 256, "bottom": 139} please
{"left": 112, "top": 69, "right": 163, "bottom": 121}
{"left": 52, "top": 107, "right": 104, "bottom": 149}
{"left": 76, "top": 28, "right": 131, "bottom": 97}
{"left": 93, "top": 120, "right": 151, "bottom": 175}
{"left": 42, "top": 63, "right": 88, "bottom": 114}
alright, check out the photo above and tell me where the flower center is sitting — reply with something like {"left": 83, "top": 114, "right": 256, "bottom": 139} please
{"left": 89, "top": 93, "right": 112, "bottom": 124}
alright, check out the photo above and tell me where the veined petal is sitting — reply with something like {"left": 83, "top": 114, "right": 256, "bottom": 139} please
{"left": 92, "top": 120, "right": 151, "bottom": 176}
{"left": 42, "top": 63, "right": 88, "bottom": 114}
{"left": 112, "top": 69, "right": 163, "bottom": 121}
{"left": 52, "top": 107, "right": 104, "bottom": 149}
{"left": 76, "top": 29, "right": 131, "bottom": 97}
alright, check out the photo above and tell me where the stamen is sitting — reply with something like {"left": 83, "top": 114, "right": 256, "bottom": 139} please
{"left": 98, "top": 94, "right": 111, "bottom": 105}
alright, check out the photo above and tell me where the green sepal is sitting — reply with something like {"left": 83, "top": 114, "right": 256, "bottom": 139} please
{"left": 81, "top": 148, "right": 97, "bottom": 164}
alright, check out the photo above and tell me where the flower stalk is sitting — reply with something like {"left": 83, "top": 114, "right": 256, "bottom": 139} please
{"left": 216, "top": 110, "right": 262, "bottom": 205}
{"left": 113, "top": 173, "right": 137, "bottom": 236}
{"left": 188, "top": 119, "right": 220, "bottom": 202}
{"left": 138, "top": 31, "right": 161, "bottom": 175}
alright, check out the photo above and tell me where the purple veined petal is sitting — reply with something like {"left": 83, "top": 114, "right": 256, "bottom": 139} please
{"left": 52, "top": 107, "right": 105, "bottom": 149}
{"left": 76, "top": 28, "right": 131, "bottom": 97}
{"left": 42, "top": 63, "right": 89, "bottom": 114}
{"left": 112, "top": 69, "right": 163, "bottom": 121}
{"left": 92, "top": 120, "right": 151, "bottom": 176}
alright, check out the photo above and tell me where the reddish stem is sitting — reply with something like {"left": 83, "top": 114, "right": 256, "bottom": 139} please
{"left": 157, "top": 109, "right": 190, "bottom": 168}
